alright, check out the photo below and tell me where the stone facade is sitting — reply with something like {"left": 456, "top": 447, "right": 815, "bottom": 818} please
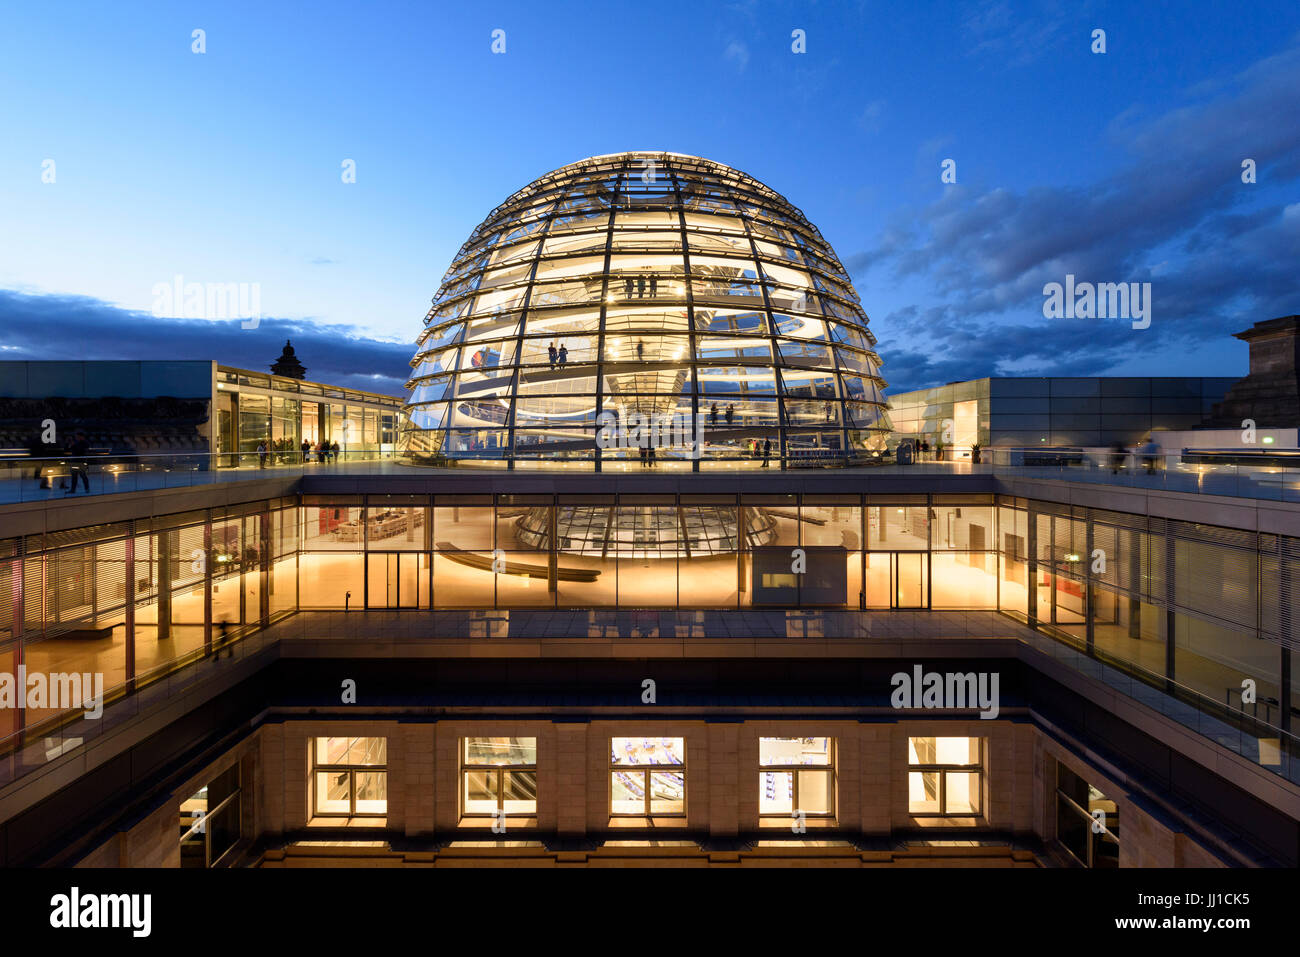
{"left": 75, "top": 717, "right": 1228, "bottom": 868}
{"left": 1209, "top": 316, "right": 1300, "bottom": 427}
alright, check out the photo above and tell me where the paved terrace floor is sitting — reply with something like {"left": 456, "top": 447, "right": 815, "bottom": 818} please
{"left": 5, "top": 454, "right": 1300, "bottom": 504}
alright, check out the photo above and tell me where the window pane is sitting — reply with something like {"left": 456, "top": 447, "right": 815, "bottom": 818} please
{"left": 760, "top": 771, "right": 794, "bottom": 814}
{"left": 464, "top": 736, "right": 537, "bottom": 765}
{"left": 935, "top": 737, "right": 980, "bottom": 765}
{"left": 611, "top": 737, "right": 684, "bottom": 765}
{"left": 759, "top": 736, "right": 832, "bottom": 766}
{"left": 611, "top": 772, "right": 644, "bottom": 815}
{"left": 501, "top": 770, "right": 538, "bottom": 814}
{"left": 353, "top": 771, "right": 387, "bottom": 815}
{"left": 649, "top": 771, "right": 685, "bottom": 814}
{"left": 314, "top": 771, "right": 351, "bottom": 815}
{"left": 909, "top": 736, "right": 979, "bottom": 766}
{"left": 1057, "top": 798, "right": 1090, "bottom": 864}
{"left": 907, "top": 737, "right": 936, "bottom": 765}
{"left": 1092, "top": 831, "right": 1120, "bottom": 869}
{"left": 316, "top": 736, "right": 387, "bottom": 766}
{"left": 944, "top": 771, "right": 981, "bottom": 814}
{"left": 908, "top": 770, "right": 941, "bottom": 814}
{"left": 463, "top": 770, "right": 498, "bottom": 814}
{"left": 797, "top": 770, "right": 833, "bottom": 815}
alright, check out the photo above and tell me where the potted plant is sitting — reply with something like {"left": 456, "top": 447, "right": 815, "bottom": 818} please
{"left": 971, "top": 442, "right": 982, "bottom": 464}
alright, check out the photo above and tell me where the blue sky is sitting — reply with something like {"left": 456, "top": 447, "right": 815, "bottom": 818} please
{"left": 1, "top": 0, "right": 1298, "bottom": 395}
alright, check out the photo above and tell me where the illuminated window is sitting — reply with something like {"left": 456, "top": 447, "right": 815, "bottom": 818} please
{"left": 311, "top": 737, "right": 387, "bottom": 818}
{"left": 1055, "top": 763, "right": 1119, "bottom": 867}
{"left": 179, "top": 764, "right": 241, "bottom": 868}
{"left": 461, "top": 737, "right": 538, "bottom": 818}
{"left": 610, "top": 737, "right": 685, "bottom": 820}
{"left": 907, "top": 736, "right": 982, "bottom": 816}
{"left": 758, "top": 737, "right": 835, "bottom": 818}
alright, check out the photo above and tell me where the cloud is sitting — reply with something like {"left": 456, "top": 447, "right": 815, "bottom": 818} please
{"left": 857, "top": 99, "right": 886, "bottom": 133}
{"left": 960, "top": 0, "right": 1081, "bottom": 67}
{"left": 848, "top": 43, "right": 1300, "bottom": 393}
{"left": 724, "top": 40, "right": 750, "bottom": 72}
{"left": 0, "top": 289, "right": 414, "bottom": 397}
{"left": 310, "top": 257, "right": 337, "bottom": 265}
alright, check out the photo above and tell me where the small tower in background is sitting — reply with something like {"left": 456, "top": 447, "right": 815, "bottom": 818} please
{"left": 271, "top": 339, "right": 307, "bottom": 380}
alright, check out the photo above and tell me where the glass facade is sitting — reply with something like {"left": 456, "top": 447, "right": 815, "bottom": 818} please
{"left": 400, "top": 152, "right": 890, "bottom": 469}
{"left": 886, "top": 376, "right": 1237, "bottom": 458}
{"left": 214, "top": 366, "right": 402, "bottom": 468}
{"left": 1, "top": 492, "right": 1295, "bottom": 766}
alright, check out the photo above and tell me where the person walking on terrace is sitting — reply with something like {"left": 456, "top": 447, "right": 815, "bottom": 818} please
{"left": 65, "top": 432, "right": 90, "bottom": 494}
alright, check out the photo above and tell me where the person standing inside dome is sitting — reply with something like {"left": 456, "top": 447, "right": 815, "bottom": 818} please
{"left": 548, "top": 342, "right": 557, "bottom": 369}
{"left": 558, "top": 344, "right": 568, "bottom": 367}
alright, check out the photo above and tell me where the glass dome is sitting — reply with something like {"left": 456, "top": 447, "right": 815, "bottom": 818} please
{"left": 400, "top": 151, "right": 890, "bottom": 469}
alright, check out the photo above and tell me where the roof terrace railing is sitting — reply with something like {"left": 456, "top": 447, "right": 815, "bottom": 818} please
{"left": 0, "top": 447, "right": 1297, "bottom": 504}
{"left": 0, "top": 608, "right": 1293, "bottom": 794}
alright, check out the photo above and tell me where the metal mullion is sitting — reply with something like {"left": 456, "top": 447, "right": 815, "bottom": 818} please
{"left": 501, "top": 216, "right": 559, "bottom": 469}
{"left": 672, "top": 166, "right": 701, "bottom": 472}
{"left": 591, "top": 163, "right": 622, "bottom": 472}
{"left": 736, "top": 194, "right": 787, "bottom": 467}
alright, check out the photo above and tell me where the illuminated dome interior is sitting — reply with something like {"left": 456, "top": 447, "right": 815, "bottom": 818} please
{"left": 400, "top": 151, "right": 889, "bottom": 469}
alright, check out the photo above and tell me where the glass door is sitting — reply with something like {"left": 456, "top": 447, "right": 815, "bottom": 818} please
{"left": 893, "top": 552, "right": 928, "bottom": 608}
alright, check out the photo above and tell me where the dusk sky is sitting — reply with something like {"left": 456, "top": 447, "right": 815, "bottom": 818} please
{"left": 2, "top": 0, "right": 1297, "bottom": 396}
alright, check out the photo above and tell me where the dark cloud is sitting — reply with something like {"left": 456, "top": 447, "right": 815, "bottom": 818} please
{"left": 847, "top": 43, "right": 1300, "bottom": 393}
{"left": 0, "top": 289, "right": 414, "bottom": 397}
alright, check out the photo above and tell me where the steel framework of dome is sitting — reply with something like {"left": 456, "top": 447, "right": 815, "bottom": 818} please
{"left": 400, "top": 151, "right": 890, "bottom": 469}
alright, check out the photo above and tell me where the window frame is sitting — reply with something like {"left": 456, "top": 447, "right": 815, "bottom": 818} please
{"left": 609, "top": 737, "right": 687, "bottom": 822}
{"left": 310, "top": 736, "right": 389, "bottom": 819}
{"left": 1054, "top": 762, "right": 1120, "bottom": 867}
{"left": 906, "top": 736, "right": 984, "bottom": 817}
{"left": 757, "top": 737, "right": 837, "bottom": 820}
{"left": 459, "top": 736, "right": 539, "bottom": 819}
{"left": 179, "top": 764, "right": 242, "bottom": 868}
